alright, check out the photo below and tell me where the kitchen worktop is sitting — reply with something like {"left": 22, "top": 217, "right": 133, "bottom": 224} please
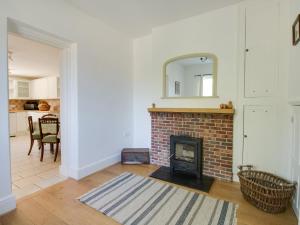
{"left": 9, "top": 110, "right": 60, "bottom": 113}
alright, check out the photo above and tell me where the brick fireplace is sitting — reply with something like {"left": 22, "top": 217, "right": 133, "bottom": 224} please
{"left": 149, "top": 108, "right": 234, "bottom": 181}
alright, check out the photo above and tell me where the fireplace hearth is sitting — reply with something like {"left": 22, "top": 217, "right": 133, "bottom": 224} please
{"left": 150, "top": 135, "right": 214, "bottom": 192}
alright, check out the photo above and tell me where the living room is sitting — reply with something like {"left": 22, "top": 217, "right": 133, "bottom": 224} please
{"left": 0, "top": 0, "right": 299, "bottom": 225}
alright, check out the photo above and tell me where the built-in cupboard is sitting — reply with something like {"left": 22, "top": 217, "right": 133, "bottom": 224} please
{"left": 239, "top": 0, "right": 284, "bottom": 174}
{"left": 244, "top": 2, "right": 279, "bottom": 98}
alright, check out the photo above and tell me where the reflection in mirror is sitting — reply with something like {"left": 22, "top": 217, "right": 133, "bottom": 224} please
{"left": 164, "top": 54, "right": 217, "bottom": 98}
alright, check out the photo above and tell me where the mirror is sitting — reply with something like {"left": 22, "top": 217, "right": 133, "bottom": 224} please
{"left": 163, "top": 53, "right": 217, "bottom": 98}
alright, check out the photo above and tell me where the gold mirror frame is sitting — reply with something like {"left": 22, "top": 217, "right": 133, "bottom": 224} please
{"left": 162, "top": 53, "right": 218, "bottom": 99}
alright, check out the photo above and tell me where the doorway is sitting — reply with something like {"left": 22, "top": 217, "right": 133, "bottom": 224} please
{"left": 0, "top": 18, "right": 78, "bottom": 201}
{"left": 8, "top": 33, "right": 64, "bottom": 198}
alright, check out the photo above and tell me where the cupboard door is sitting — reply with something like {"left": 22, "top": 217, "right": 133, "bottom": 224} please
{"left": 16, "top": 112, "right": 28, "bottom": 133}
{"left": 31, "top": 78, "right": 48, "bottom": 99}
{"left": 47, "top": 77, "right": 59, "bottom": 99}
{"left": 9, "top": 113, "right": 17, "bottom": 136}
{"left": 16, "top": 80, "right": 30, "bottom": 99}
{"left": 291, "top": 107, "right": 300, "bottom": 219}
{"left": 244, "top": 2, "right": 279, "bottom": 97}
{"left": 9, "top": 78, "right": 15, "bottom": 99}
{"left": 243, "top": 105, "right": 277, "bottom": 172}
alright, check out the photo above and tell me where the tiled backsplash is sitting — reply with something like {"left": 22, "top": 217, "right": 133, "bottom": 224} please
{"left": 9, "top": 99, "right": 60, "bottom": 112}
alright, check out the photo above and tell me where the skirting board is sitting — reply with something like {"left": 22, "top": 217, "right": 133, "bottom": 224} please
{"left": 0, "top": 194, "right": 16, "bottom": 215}
{"left": 70, "top": 153, "right": 121, "bottom": 180}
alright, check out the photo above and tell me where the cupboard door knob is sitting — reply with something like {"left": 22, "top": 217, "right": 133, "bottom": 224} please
{"left": 244, "top": 134, "right": 248, "bottom": 138}
{"left": 245, "top": 49, "right": 249, "bottom": 52}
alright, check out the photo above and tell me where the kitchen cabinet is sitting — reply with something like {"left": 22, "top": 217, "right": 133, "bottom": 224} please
{"left": 47, "top": 76, "right": 60, "bottom": 99}
{"left": 31, "top": 76, "right": 59, "bottom": 99}
{"left": 9, "top": 76, "right": 59, "bottom": 100}
{"left": 16, "top": 112, "right": 28, "bottom": 134}
{"left": 9, "top": 112, "right": 17, "bottom": 137}
{"left": 31, "top": 78, "right": 48, "bottom": 99}
{"left": 9, "top": 78, "right": 31, "bottom": 99}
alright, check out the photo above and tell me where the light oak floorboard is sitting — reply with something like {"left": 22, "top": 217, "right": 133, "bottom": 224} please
{"left": 0, "top": 164, "right": 298, "bottom": 225}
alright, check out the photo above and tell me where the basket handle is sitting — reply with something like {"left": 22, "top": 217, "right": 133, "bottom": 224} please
{"left": 238, "top": 165, "right": 253, "bottom": 171}
{"left": 279, "top": 181, "right": 298, "bottom": 188}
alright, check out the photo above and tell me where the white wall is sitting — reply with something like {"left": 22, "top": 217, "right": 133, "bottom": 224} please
{"left": 0, "top": 0, "right": 133, "bottom": 214}
{"left": 133, "top": 35, "right": 152, "bottom": 147}
{"left": 289, "top": 0, "right": 300, "bottom": 103}
{"left": 289, "top": 0, "right": 300, "bottom": 219}
{"left": 132, "top": 0, "right": 292, "bottom": 181}
{"left": 133, "top": 5, "right": 238, "bottom": 155}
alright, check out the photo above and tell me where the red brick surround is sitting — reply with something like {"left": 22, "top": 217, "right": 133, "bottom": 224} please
{"left": 150, "top": 112, "right": 233, "bottom": 181}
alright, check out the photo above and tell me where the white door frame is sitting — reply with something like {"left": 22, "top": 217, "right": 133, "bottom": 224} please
{"left": 0, "top": 16, "right": 16, "bottom": 215}
{"left": 0, "top": 18, "right": 78, "bottom": 192}
{"left": 8, "top": 18, "right": 79, "bottom": 178}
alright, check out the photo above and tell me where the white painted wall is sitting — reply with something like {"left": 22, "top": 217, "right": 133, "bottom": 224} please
{"left": 133, "top": 35, "right": 152, "bottom": 148}
{"left": 132, "top": 0, "right": 292, "bottom": 181}
{"left": 289, "top": 0, "right": 300, "bottom": 220}
{"left": 133, "top": 5, "right": 238, "bottom": 161}
{"left": 0, "top": 0, "right": 133, "bottom": 214}
{"left": 289, "top": 0, "right": 300, "bottom": 103}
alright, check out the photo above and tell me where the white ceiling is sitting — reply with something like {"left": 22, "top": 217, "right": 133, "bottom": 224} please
{"left": 8, "top": 34, "right": 60, "bottom": 78}
{"left": 65, "top": 0, "right": 242, "bottom": 37}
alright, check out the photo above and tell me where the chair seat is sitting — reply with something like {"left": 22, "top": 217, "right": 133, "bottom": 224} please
{"left": 42, "top": 135, "right": 59, "bottom": 143}
{"left": 32, "top": 131, "right": 41, "bottom": 139}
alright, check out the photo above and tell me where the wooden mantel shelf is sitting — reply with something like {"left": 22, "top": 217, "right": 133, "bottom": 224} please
{"left": 148, "top": 107, "right": 235, "bottom": 114}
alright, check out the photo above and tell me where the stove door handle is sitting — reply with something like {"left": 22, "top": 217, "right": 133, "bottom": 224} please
{"left": 168, "top": 154, "right": 175, "bottom": 160}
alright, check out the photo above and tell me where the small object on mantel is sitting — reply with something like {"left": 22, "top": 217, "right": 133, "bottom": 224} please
{"left": 121, "top": 148, "right": 150, "bottom": 164}
{"left": 227, "top": 101, "right": 233, "bottom": 109}
{"left": 152, "top": 103, "right": 156, "bottom": 108}
{"left": 219, "top": 104, "right": 226, "bottom": 109}
{"left": 220, "top": 101, "right": 234, "bottom": 109}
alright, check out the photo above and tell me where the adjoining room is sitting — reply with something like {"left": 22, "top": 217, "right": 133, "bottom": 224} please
{"left": 8, "top": 33, "right": 64, "bottom": 199}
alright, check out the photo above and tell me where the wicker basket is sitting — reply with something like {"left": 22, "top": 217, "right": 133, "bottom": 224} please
{"left": 237, "top": 165, "right": 296, "bottom": 214}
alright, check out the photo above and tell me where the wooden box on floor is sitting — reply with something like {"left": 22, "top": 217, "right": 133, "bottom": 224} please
{"left": 121, "top": 148, "right": 150, "bottom": 164}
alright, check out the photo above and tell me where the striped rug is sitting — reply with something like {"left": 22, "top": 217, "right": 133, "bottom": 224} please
{"left": 78, "top": 172, "right": 237, "bottom": 225}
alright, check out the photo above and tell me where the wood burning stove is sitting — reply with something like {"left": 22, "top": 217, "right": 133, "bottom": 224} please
{"left": 150, "top": 135, "right": 213, "bottom": 192}
{"left": 170, "top": 135, "right": 203, "bottom": 179}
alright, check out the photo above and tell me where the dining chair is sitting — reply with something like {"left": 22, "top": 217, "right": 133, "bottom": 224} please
{"left": 41, "top": 114, "right": 58, "bottom": 153}
{"left": 27, "top": 116, "right": 41, "bottom": 155}
{"left": 38, "top": 117, "right": 60, "bottom": 162}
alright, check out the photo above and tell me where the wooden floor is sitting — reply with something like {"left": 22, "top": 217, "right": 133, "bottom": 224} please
{"left": 0, "top": 164, "right": 297, "bottom": 225}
